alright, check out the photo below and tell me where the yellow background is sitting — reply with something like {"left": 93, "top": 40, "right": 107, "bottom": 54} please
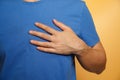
{"left": 76, "top": 0, "right": 120, "bottom": 80}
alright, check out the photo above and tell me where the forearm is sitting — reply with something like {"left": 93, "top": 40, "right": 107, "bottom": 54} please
{"left": 29, "top": 20, "right": 106, "bottom": 74}
{"left": 75, "top": 44, "right": 106, "bottom": 74}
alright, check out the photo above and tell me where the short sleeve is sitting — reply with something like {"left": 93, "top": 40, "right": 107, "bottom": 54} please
{"left": 78, "top": 2, "right": 100, "bottom": 47}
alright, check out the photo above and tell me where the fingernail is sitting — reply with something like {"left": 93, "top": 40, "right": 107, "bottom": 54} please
{"left": 29, "top": 30, "right": 33, "bottom": 33}
{"left": 53, "top": 19, "right": 57, "bottom": 22}
{"left": 30, "top": 40, "right": 34, "bottom": 43}
{"left": 35, "top": 22, "right": 39, "bottom": 25}
{"left": 37, "top": 47, "right": 41, "bottom": 49}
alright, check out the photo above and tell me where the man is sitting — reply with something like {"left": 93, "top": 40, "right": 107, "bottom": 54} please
{"left": 0, "top": 0, "right": 106, "bottom": 80}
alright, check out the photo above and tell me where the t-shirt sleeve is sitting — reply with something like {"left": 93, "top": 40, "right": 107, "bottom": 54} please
{"left": 78, "top": 2, "right": 100, "bottom": 47}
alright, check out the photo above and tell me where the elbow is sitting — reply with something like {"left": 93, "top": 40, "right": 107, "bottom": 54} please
{"left": 95, "top": 65, "right": 106, "bottom": 74}
{"left": 95, "top": 58, "right": 107, "bottom": 74}
{"left": 95, "top": 51, "right": 107, "bottom": 74}
{"left": 85, "top": 60, "right": 106, "bottom": 74}
{"left": 90, "top": 63, "right": 106, "bottom": 74}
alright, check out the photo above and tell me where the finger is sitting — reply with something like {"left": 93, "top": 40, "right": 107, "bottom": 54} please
{"left": 30, "top": 40, "right": 53, "bottom": 48}
{"left": 29, "top": 30, "right": 52, "bottom": 41}
{"left": 37, "top": 47, "right": 56, "bottom": 53}
{"left": 53, "top": 19, "right": 71, "bottom": 31}
{"left": 35, "top": 22, "right": 57, "bottom": 35}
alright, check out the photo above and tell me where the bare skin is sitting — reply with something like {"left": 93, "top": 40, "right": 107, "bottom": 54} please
{"left": 24, "top": 0, "right": 39, "bottom": 2}
{"left": 29, "top": 19, "right": 106, "bottom": 74}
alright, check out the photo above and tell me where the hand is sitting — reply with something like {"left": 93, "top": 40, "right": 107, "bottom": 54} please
{"left": 29, "top": 19, "right": 88, "bottom": 55}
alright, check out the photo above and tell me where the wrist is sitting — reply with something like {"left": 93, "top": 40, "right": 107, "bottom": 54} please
{"left": 73, "top": 42, "right": 90, "bottom": 56}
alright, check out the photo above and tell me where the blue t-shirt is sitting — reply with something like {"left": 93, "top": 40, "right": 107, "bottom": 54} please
{"left": 0, "top": 0, "right": 99, "bottom": 80}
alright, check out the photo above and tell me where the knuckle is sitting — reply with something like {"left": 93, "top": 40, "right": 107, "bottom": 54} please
{"left": 59, "top": 21, "right": 63, "bottom": 25}
{"left": 67, "top": 27, "right": 72, "bottom": 31}
{"left": 37, "top": 41, "right": 41, "bottom": 45}
{"left": 44, "top": 26, "right": 49, "bottom": 30}
{"left": 66, "top": 26, "right": 71, "bottom": 30}
{"left": 50, "top": 43, "right": 54, "bottom": 47}
{"left": 50, "top": 36, "right": 56, "bottom": 41}
{"left": 39, "top": 33, "right": 45, "bottom": 37}
{"left": 34, "top": 31, "right": 40, "bottom": 36}
{"left": 44, "top": 42, "right": 47, "bottom": 45}
{"left": 44, "top": 42, "right": 50, "bottom": 47}
{"left": 49, "top": 36, "right": 53, "bottom": 41}
{"left": 33, "top": 41, "right": 40, "bottom": 45}
{"left": 50, "top": 36, "right": 54, "bottom": 41}
{"left": 43, "top": 48, "right": 48, "bottom": 52}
